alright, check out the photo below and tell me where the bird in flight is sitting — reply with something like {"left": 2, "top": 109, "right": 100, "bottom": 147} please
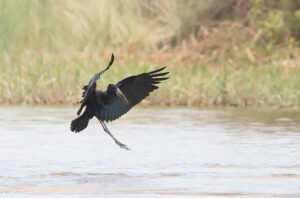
{"left": 70, "top": 54, "right": 169, "bottom": 150}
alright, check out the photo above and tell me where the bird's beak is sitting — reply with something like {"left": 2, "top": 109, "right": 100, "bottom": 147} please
{"left": 116, "top": 87, "right": 129, "bottom": 104}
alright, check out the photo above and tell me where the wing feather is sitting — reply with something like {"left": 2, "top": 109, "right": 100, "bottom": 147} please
{"left": 99, "top": 67, "right": 169, "bottom": 122}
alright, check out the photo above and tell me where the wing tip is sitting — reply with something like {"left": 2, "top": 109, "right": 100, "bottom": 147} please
{"left": 149, "top": 66, "right": 169, "bottom": 82}
{"left": 148, "top": 66, "right": 167, "bottom": 74}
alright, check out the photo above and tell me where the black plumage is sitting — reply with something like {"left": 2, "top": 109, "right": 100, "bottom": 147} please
{"left": 70, "top": 54, "right": 169, "bottom": 150}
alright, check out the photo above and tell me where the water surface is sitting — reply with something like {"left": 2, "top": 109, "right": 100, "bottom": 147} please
{"left": 0, "top": 107, "right": 300, "bottom": 197}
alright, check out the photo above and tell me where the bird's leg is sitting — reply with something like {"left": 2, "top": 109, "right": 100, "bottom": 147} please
{"left": 98, "top": 119, "right": 130, "bottom": 150}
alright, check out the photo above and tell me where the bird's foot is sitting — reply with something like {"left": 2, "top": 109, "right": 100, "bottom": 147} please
{"left": 115, "top": 140, "right": 131, "bottom": 150}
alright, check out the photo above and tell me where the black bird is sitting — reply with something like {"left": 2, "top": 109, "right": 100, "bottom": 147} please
{"left": 71, "top": 54, "right": 169, "bottom": 150}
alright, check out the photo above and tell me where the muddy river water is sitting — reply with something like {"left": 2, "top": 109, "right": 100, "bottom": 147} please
{"left": 0, "top": 107, "right": 299, "bottom": 197}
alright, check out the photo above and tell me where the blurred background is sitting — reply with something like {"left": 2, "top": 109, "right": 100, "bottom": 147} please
{"left": 1, "top": 0, "right": 300, "bottom": 107}
{"left": 1, "top": 1, "right": 300, "bottom": 197}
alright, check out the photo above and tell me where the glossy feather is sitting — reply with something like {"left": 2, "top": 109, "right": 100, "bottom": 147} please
{"left": 98, "top": 67, "right": 169, "bottom": 122}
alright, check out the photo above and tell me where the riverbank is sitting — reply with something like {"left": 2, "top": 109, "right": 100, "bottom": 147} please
{"left": 1, "top": 0, "right": 300, "bottom": 107}
{"left": 1, "top": 45, "right": 299, "bottom": 107}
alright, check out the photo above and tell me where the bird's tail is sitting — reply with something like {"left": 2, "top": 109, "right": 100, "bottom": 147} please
{"left": 70, "top": 113, "right": 90, "bottom": 133}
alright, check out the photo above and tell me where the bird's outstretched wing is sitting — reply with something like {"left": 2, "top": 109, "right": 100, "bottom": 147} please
{"left": 98, "top": 67, "right": 169, "bottom": 122}
{"left": 77, "top": 53, "right": 114, "bottom": 116}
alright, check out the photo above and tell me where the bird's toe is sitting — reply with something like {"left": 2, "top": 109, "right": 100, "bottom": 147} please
{"left": 116, "top": 141, "right": 131, "bottom": 150}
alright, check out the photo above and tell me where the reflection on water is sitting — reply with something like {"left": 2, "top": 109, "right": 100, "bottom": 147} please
{"left": 0, "top": 107, "right": 300, "bottom": 197}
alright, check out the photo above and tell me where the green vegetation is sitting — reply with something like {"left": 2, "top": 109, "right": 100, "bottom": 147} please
{"left": 1, "top": 0, "right": 300, "bottom": 107}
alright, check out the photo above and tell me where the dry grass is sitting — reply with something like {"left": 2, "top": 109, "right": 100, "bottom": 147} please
{"left": 1, "top": 0, "right": 300, "bottom": 107}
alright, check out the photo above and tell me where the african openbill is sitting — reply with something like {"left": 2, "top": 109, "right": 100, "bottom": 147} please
{"left": 70, "top": 54, "right": 169, "bottom": 150}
